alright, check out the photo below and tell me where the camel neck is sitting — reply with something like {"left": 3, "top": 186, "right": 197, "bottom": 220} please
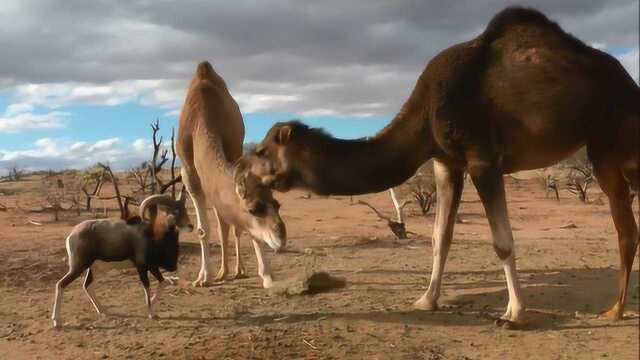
{"left": 297, "top": 105, "right": 433, "bottom": 195}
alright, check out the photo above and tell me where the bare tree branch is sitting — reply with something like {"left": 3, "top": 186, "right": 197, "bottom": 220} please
{"left": 98, "top": 163, "right": 126, "bottom": 219}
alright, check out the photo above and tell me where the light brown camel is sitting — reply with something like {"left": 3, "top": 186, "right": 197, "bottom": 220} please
{"left": 236, "top": 7, "right": 639, "bottom": 327}
{"left": 177, "top": 61, "right": 287, "bottom": 288}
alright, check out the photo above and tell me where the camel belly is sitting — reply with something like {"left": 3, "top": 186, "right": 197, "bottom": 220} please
{"left": 498, "top": 120, "right": 588, "bottom": 174}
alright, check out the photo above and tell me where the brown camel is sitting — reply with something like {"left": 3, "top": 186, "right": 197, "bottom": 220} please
{"left": 236, "top": 7, "right": 639, "bottom": 327}
{"left": 177, "top": 61, "right": 287, "bottom": 288}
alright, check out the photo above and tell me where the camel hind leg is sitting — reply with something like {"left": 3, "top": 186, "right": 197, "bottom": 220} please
{"left": 589, "top": 146, "right": 639, "bottom": 320}
{"left": 213, "top": 208, "right": 230, "bottom": 281}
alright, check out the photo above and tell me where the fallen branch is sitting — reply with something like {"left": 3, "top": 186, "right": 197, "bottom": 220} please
{"left": 302, "top": 339, "right": 319, "bottom": 350}
{"left": 357, "top": 192, "right": 411, "bottom": 240}
{"left": 28, "top": 219, "right": 43, "bottom": 226}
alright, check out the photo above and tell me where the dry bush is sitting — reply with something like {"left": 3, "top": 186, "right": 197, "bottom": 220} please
{"left": 2, "top": 164, "right": 25, "bottom": 182}
{"left": 40, "top": 172, "right": 84, "bottom": 221}
{"left": 544, "top": 174, "right": 560, "bottom": 201}
{"left": 567, "top": 160, "right": 594, "bottom": 203}
{"left": 407, "top": 160, "right": 437, "bottom": 216}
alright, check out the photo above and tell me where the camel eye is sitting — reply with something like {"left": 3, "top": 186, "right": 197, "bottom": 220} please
{"left": 249, "top": 201, "right": 268, "bottom": 217}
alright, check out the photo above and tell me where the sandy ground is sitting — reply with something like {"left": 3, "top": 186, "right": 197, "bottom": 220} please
{"left": 0, "top": 175, "right": 638, "bottom": 359}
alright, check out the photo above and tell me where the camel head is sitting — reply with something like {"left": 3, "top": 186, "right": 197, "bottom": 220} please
{"left": 233, "top": 160, "right": 287, "bottom": 252}
{"left": 238, "top": 120, "right": 313, "bottom": 193}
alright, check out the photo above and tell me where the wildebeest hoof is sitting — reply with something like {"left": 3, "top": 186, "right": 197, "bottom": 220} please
{"left": 493, "top": 318, "right": 527, "bottom": 330}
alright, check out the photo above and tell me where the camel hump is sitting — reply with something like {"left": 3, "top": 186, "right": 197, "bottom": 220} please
{"left": 481, "top": 6, "right": 558, "bottom": 43}
{"left": 195, "top": 61, "right": 215, "bottom": 79}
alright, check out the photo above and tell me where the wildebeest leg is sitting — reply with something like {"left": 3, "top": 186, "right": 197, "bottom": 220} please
{"left": 231, "top": 226, "right": 247, "bottom": 279}
{"left": 470, "top": 164, "right": 526, "bottom": 328}
{"left": 149, "top": 267, "right": 166, "bottom": 306}
{"left": 251, "top": 238, "right": 274, "bottom": 288}
{"left": 137, "top": 267, "right": 155, "bottom": 319}
{"left": 51, "top": 265, "right": 87, "bottom": 328}
{"left": 591, "top": 152, "right": 638, "bottom": 320}
{"left": 414, "top": 159, "right": 464, "bottom": 310}
{"left": 83, "top": 268, "right": 106, "bottom": 315}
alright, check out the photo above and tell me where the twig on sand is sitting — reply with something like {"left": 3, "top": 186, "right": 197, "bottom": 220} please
{"left": 302, "top": 338, "right": 319, "bottom": 350}
{"left": 27, "top": 219, "right": 43, "bottom": 226}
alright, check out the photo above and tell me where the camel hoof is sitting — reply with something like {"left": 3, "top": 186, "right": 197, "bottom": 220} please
{"left": 192, "top": 279, "right": 212, "bottom": 287}
{"left": 52, "top": 319, "right": 62, "bottom": 328}
{"left": 232, "top": 271, "right": 248, "bottom": 280}
{"left": 413, "top": 297, "right": 438, "bottom": 311}
{"left": 233, "top": 272, "right": 249, "bottom": 280}
{"left": 148, "top": 313, "right": 158, "bottom": 320}
{"left": 197, "top": 228, "right": 207, "bottom": 239}
{"left": 262, "top": 277, "right": 274, "bottom": 289}
{"left": 493, "top": 318, "right": 527, "bottom": 330}
{"left": 599, "top": 306, "right": 623, "bottom": 321}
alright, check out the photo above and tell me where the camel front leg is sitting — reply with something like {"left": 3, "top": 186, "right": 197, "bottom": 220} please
{"left": 471, "top": 164, "right": 526, "bottom": 328}
{"left": 251, "top": 239, "right": 274, "bottom": 288}
{"left": 231, "top": 226, "right": 247, "bottom": 279}
{"left": 414, "top": 159, "right": 464, "bottom": 310}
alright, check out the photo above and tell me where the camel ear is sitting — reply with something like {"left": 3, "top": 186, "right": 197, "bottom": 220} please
{"left": 276, "top": 125, "right": 293, "bottom": 145}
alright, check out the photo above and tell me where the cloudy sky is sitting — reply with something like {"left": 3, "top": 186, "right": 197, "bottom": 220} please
{"left": 0, "top": 0, "right": 638, "bottom": 174}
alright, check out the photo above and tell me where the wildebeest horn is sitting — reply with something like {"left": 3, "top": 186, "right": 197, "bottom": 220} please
{"left": 139, "top": 194, "right": 179, "bottom": 218}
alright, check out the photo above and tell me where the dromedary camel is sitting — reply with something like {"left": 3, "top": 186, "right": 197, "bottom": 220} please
{"left": 177, "top": 61, "right": 287, "bottom": 288}
{"left": 236, "top": 7, "right": 639, "bottom": 327}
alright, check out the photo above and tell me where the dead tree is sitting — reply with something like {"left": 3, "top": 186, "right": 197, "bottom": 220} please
{"left": 149, "top": 119, "right": 169, "bottom": 194}
{"left": 6, "top": 165, "right": 24, "bottom": 182}
{"left": 357, "top": 188, "right": 412, "bottom": 239}
{"left": 98, "top": 163, "right": 126, "bottom": 219}
{"left": 80, "top": 167, "right": 107, "bottom": 210}
{"left": 545, "top": 174, "right": 560, "bottom": 201}
{"left": 567, "top": 162, "right": 594, "bottom": 203}
{"left": 128, "top": 161, "right": 151, "bottom": 193}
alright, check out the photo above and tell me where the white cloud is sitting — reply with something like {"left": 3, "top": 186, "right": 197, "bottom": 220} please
{"left": 617, "top": 48, "right": 639, "bottom": 83}
{"left": 4, "top": 102, "right": 33, "bottom": 116}
{"left": 163, "top": 108, "right": 181, "bottom": 117}
{"left": 0, "top": 111, "right": 68, "bottom": 133}
{"left": 234, "top": 92, "right": 300, "bottom": 114}
{"left": 132, "top": 138, "right": 147, "bottom": 152}
{"left": 87, "top": 138, "right": 120, "bottom": 152}
{"left": 0, "top": 137, "right": 169, "bottom": 174}
{"left": 13, "top": 80, "right": 181, "bottom": 109}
